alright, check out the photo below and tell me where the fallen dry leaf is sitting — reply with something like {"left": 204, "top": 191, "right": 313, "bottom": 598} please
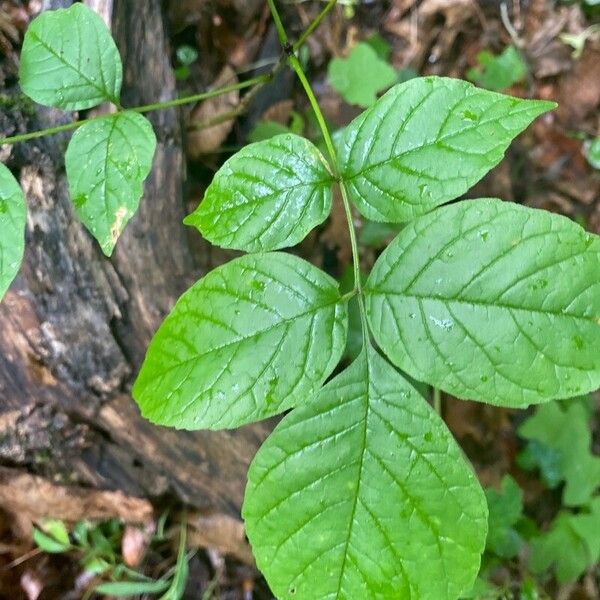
{"left": 186, "top": 65, "right": 240, "bottom": 158}
{"left": 187, "top": 511, "right": 254, "bottom": 565}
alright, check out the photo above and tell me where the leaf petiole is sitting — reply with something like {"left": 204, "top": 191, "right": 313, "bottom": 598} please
{"left": 0, "top": 75, "right": 270, "bottom": 146}
{"left": 267, "top": 0, "right": 368, "bottom": 344}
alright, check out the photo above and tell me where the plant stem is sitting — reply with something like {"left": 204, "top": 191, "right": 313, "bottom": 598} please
{"left": 0, "top": 75, "right": 269, "bottom": 146}
{"left": 267, "top": 0, "right": 368, "bottom": 341}
{"left": 293, "top": 0, "right": 337, "bottom": 51}
{"left": 267, "top": 0, "right": 290, "bottom": 46}
{"left": 133, "top": 75, "right": 269, "bottom": 113}
{"left": 433, "top": 387, "right": 442, "bottom": 415}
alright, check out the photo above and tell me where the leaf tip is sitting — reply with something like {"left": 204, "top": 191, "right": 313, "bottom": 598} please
{"left": 182, "top": 212, "right": 198, "bottom": 228}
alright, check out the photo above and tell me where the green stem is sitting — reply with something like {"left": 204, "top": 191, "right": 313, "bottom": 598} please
{"left": 133, "top": 74, "right": 269, "bottom": 113}
{"left": 288, "top": 54, "right": 338, "bottom": 167}
{"left": 293, "top": 0, "right": 337, "bottom": 51}
{"left": 267, "top": 0, "right": 367, "bottom": 341}
{"left": 0, "top": 75, "right": 269, "bottom": 146}
{"left": 433, "top": 387, "right": 442, "bottom": 415}
{"left": 267, "top": 0, "right": 290, "bottom": 46}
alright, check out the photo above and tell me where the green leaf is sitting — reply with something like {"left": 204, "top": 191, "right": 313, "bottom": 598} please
{"left": 95, "top": 579, "right": 171, "bottom": 596}
{"left": 358, "top": 220, "right": 402, "bottom": 248}
{"left": 133, "top": 252, "right": 348, "bottom": 429}
{"left": 365, "top": 198, "right": 600, "bottom": 407}
{"left": 159, "top": 524, "right": 188, "bottom": 600}
{"left": 19, "top": 3, "right": 122, "bottom": 110}
{"left": 328, "top": 42, "right": 397, "bottom": 108}
{"left": 518, "top": 400, "right": 600, "bottom": 506}
{"left": 364, "top": 33, "right": 392, "bottom": 61}
{"left": 65, "top": 111, "right": 156, "bottom": 256}
{"left": 243, "top": 347, "right": 487, "bottom": 600}
{"left": 586, "top": 137, "right": 600, "bottom": 170}
{"left": 83, "top": 557, "right": 111, "bottom": 574}
{"left": 485, "top": 476, "right": 524, "bottom": 558}
{"left": 42, "top": 519, "right": 70, "bottom": 546}
{"left": 248, "top": 121, "right": 293, "bottom": 143}
{"left": 0, "top": 164, "right": 26, "bottom": 301}
{"left": 33, "top": 520, "right": 71, "bottom": 553}
{"left": 467, "top": 46, "right": 527, "bottom": 92}
{"left": 517, "top": 440, "right": 563, "bottom": 489}
{"left": 529, "top": 499, "right": 600, "bottom": 583}
{"left": 337, "top": 77, "right": 555, "bottom": 222}
{"left": 185, "top": 134, "right": 333, "bottom": 252}
{"left": 176, "top": 44, "right": 198, "bottom": 66}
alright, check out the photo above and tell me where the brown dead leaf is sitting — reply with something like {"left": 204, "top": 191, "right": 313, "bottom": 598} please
{"left": 557, "top": 47, "right": 600, "bottom": 126}
{"left": 261, "top": 99, "right": 294, "bottom": 125}
{"left": 187, "top": 511, "right": 254, "bottom": 565}
{"left": 186, "top": 65, "right": 240, "bottom": 158}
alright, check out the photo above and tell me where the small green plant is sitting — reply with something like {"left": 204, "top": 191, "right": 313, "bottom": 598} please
{"left": 328, "top": 41, "right": 397, "bottom": 107}
{"left": 467, "top": 46, "right": 527, "bottom": 91}
{"left": 519, "top": 398, "right": 600, "bottom": 583}
{"left": 471, "top": 398, "right": 599, "bottom": 593}
{"left": 2, "top": 2, "right": 600, "bottom": 599}
{"left": 33, "top": 517, "right": 189, "bottom": 597}
{"left": 174, "top": 44, "right": 199, "bottom": 80}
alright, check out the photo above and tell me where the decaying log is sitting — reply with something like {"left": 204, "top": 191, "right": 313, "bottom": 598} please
{"left": 0, "top": 0, "right": 269, "bottom": 530}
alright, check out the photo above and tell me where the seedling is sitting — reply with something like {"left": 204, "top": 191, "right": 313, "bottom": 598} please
{"left": 2, "top": 2, "right": 599, "bottom": 599}
{"left": 32, "top": 517, "right": 189, "bottom": 598}
{"left": 467, "top": 45, "right": 527, "bottom": 91}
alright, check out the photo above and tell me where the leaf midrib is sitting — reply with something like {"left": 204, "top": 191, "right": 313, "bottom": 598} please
{"left": 137, "top": 295, "right": 343, "bottom": 386}
{"left": 29, "top": 30, "right": 112, "bottom": 100}
{"left": 342, "top": 102, "right": 542, "bottom": 181}
{"left": 201, "top": 177, "right": 333, "bottom": 220}
{"left": 366, "top": 290, "right": 600, "bottom": 324}
{"left": 334, "top": 357, "right": 369, "bottom": 600}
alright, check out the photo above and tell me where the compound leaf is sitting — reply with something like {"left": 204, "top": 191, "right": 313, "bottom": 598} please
{"left": 243, "top": 347, "right": 487, "bottom": 600}
{"left": 328, "top": 42, "right": 397, "bottom": 108}
{"left": 365, "top": 198, "right": 600, "bottom": 407}
{"left": 19, "top": 3, "right": 122, "bottom": 110}
{"left": 0, "top": 164, "right": 26, "bottom": 301}
{"left": 336, "top": 77, "right": 555, "bottom": 222}
{"left": 133, "top": 252, "right": 347, "bottom": 430}
{"left": 185, "top": 134, "right": 333, "bottom": 252}
{"left": 65, "top": 111, "right": 156, "bottom": 256}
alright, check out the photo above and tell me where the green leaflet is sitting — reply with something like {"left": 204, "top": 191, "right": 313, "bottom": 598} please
{"left": 0, "top": 164, "right": 26, "bottom": 301}
{"left": 185, "top": 134, "right": 333, "bottom": 252}
{"left": 328, "top": 42, "right": 397, "bottom": 108}
{"left": 65, "top": 112, "right": 156, "bottom": 256}
{"left": 336, "top": 77, "right": 555, "bottom": 222}
{"left": 19, "top": 3, "right": 122, "bottom": 110}
{"left": 133, "top": 252, "right": 347, "bottom": 430}
{"left": 365, "top": 198, "right": 600, "bottom": 407}
{"left": 243, "top": 347, "right": 487, "bottom": 600}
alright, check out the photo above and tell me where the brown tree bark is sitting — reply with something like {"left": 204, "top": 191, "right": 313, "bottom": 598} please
{"left": 0, "top": 0, "right": 269, "bottom": 529}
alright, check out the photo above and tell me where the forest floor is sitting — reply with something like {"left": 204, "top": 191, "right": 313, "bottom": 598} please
{"left": 0, "top": 0, "right": 599, "bottom": 598}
